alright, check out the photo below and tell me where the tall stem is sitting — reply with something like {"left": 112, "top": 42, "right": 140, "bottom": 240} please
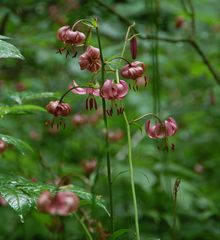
{"left": 96, "top": 25, "right": 114, "bottom": 233}
{"left": 123, "top": 110, "right": 140, "bottom": 240}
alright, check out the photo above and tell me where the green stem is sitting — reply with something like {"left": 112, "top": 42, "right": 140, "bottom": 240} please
{"left": 119, "top": 23, "right": 134, "bottom": 64}
{"left": 123, "top": 110, "right": 140, "bottom": 240}
{"left": 131, "top": 112, "right": 163, "bottom": 125}
{"left": 96, "top": 24, "right": 114, "bottom": 233}
{"left": 74, "top": 213, "right": 93, "bottom": 240}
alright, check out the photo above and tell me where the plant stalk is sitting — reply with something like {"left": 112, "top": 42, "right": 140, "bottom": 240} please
{"left": 74, "top": 213, "right": 93, "bottom": 240}
{"left": 123, "top": 110, "right": 140, "bottom": 240}
{"left": 96, "top": 25, "right": 114, "bottom": 233}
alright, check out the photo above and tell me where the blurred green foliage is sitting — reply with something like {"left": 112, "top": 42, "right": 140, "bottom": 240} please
{"left": 0, "top": 0, "right": 220, "bottom": 239}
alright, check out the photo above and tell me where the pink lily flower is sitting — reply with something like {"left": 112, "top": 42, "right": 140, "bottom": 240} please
{"left": 57, "top": 26, "right": 85, "bottom": 45}
{"left": 70, "top": 80, "right": 100, "bottom": 110}
{"left": 121, "top": 61, "right": 145, "bottom": 80}
{"left": 101, "top": 79, "right": 129, "bottom": 116}
{"left": 46, "top": 100, "right": 72, "bottom": 117}
{"left": 101, "top": 79, "right": 128, "bottom": 100}
{"left": 79, "top": 46, "right": 101, "bottom": 72}
{"left": 145, "top": 117, "right": 178, "bottom": 139}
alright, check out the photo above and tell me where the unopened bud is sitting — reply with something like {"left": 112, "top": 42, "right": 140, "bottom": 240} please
{"left": 130, "top": 36, "right": 137, "bottom": 59}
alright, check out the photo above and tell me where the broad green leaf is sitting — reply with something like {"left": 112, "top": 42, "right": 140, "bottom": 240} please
{"left": 0, "top": 104, "right": 46, "bottom": 117}
{"left": 0, "top": 134, "right": 33, "bottom": 154}
{"left": 9, "top": 91, "right": 60, "bottom": 104}
{"left": 109, "top": 229, "right": 134, "bottom": 240}
{"left": 0, "top": 39, "right": 24, "bottom": 59}
{"left": 0, "top": 175, "right": 51, "bottom": 222}
{"left": 0, "top": 175, "right": 109, "bottom": 222}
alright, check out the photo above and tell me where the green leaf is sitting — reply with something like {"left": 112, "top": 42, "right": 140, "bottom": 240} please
{"left": 109, "top": 229, "right": 134, "bottom": 240}
{"left": 0, "top": 39, "right": 24, "bottom": 59}
{"left": 9, "top": 91, "right": 60, "bottom": 104}
{"left": 0, "top": 134, "right": 33, "bottom": 154}
{"left": 0, "top": 175, "right": 109, "bottom": 222}
{"left": 0, "top": 104, "right": 46, "bottom": 117}
{"left": 0, "top": 175, "right": 50, "bottom": 222}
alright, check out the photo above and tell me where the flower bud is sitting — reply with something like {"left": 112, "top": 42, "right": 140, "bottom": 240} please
{"left": 46, "top": 100, "right": 72, "bottom": 117}
{"left": 130, "top": 36, "right": 137, "bottom": 59}
{"left": 121, "top": 61, "right": 145, "bottom": 80}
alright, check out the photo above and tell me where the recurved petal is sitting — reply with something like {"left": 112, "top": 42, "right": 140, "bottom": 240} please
{"left": 116, "top": 80, "right": 129, "bottom": 99}
{"left": 165, "top": 117, "right": 178, "bottom": 136}
{"left": 70, "top": 80, "right": 87, "bottom": 95}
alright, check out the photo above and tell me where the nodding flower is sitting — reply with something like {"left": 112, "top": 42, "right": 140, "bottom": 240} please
{"left": 46, "top": 100, "right": 72, "bottom": 117}
{"left": 79, "top": 46, "right": 101, "bottom": 72}
{"left": 145, "top": 117, "right": 178, "bottom": 139}
{"left": 70, "top": 80, "right": 100, "bottom": 110}
{"left": 100, "top": 79, "right": 129, "bottom": 116}
{"left": 37, "top": 191, "right": 80, "bottom": 216}
{"left": 101, "top": 79, "right": 128, "bottom": 100}
{"left": 120, "top": 61, "right": 145, "bottom": 80}
{"left": 57, "top": 26, "right": 85, "bottom": 45}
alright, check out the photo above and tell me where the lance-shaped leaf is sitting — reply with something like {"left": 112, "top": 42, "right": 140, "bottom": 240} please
{"left": 9, "top": 91, "right": 60, "bottom": 105}
{"left": 0, "top": 104, "right": 46, "bottom": 117}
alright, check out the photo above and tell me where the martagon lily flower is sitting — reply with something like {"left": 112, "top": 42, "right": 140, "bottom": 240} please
{"left": 79, "top": 46, "right": 101, "bottom": 72}
{"left": 121, "top": 61, "right": 145, "bottom": 80}
{"left": 70, "top": 80, "right": 100, "bottom": 110}
{"left": 46, "top": 100, "right": 72, "bottom": 117}
{"left": 101, "top": 79, "right": 128, "bottom": 100}
{"left": 57, "top": 26, "right": 85, "bottom": 45}
{"left": 101, "top": 79, "right": 129, "bottom": 115}
{"left": 145, "top": 117, "right": 178, "bottom": 139}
